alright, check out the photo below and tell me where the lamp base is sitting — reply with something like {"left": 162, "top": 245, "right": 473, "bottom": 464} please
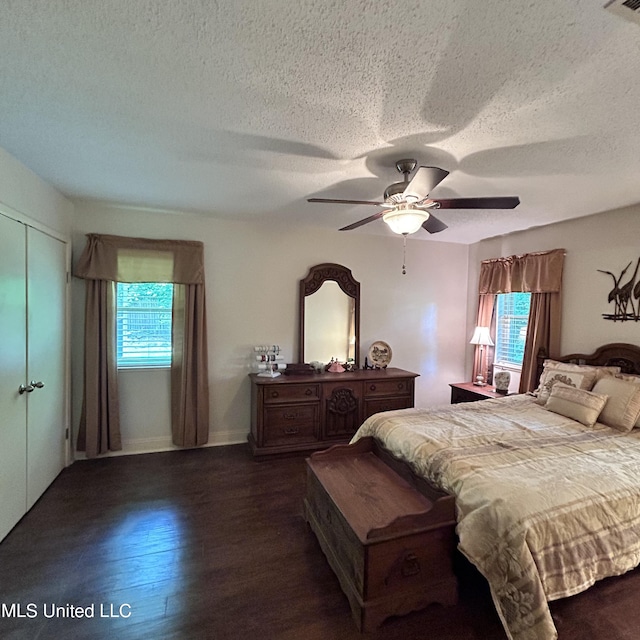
{"left": 473, "top": 375, "right": 486, "bottom": 387}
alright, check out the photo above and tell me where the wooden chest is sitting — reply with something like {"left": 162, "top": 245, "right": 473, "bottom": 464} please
{"left": 304, "top": 437, "right": 457, "bottom": 632}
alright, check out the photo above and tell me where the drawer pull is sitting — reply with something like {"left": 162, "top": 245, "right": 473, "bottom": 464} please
{"left": 283, "top": 412, "right": 297, "bottom": 420}
{"left": 401, "top": 553, "right": 421, "bottom": 577}
{"left": 305, "top": 388, "right": 313, "bottom": 395}
{"left": 369, "top": 384, "right": 376, "bottom": 391}
{"left": 385, "top": 552, "right": 422, "bottom": 586}
{"left": 283, "top": 427, "right": 300, "bottom": 435}
{"left": 270, "top": 390, "right": 279, "bottom": 398}
{"left": 398, "top": 382, "right": 404, "bottom": 390}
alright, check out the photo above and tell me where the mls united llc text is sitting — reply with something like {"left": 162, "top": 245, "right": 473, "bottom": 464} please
{"left": 1, "top": 603, "right": 132, "bottom": 619}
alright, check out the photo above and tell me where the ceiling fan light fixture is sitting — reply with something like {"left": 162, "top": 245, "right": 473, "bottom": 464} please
{"left": 382, "top": 208, "right": 430, "bottom": 235}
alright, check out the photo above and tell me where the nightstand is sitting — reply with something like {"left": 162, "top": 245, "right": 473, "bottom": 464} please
{"left": 449, "top": 382, "right": 505, "bottom": 404}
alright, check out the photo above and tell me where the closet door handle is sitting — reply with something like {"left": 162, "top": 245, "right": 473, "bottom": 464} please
{"left": 30, "top": 380, "right": 44, "bottom": 389}
{"left": 18, "top": 384, "right": 34, "bottom": 395}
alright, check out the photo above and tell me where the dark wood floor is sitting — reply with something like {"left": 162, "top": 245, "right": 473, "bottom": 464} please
{"left": 1, "top": 445, "right": 639, "bottom": 640}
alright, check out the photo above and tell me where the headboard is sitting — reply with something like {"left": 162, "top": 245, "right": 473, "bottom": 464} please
{"left": 536, "top": 343, "right": 640, "bottom": 382}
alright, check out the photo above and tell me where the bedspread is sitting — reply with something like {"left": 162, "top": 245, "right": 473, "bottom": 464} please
{"left": 352, "top": 394, "right": 640, "bottom": 640}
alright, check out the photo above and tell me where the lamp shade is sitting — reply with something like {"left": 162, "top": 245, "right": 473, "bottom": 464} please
{"left": 382, "top": 209, "right": 429, "bottom": 235}
{"left": 469, "top": 326, "right": 494, "bottom": 346}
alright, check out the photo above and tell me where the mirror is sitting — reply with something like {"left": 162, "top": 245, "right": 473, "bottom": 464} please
{"left": 299, "top": 263, "right": 360, "bottom": 367}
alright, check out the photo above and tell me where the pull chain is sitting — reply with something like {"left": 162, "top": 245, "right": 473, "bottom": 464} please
{"left": 402, "top": 234, "right": 408, "bottom": 275}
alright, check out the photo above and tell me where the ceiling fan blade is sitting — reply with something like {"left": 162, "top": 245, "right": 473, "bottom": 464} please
{"left": 339, "top": 212, "right": 385, "bottom": 231}
{"left": 432, "top": 196, "right": 520, "bottom": 209}
{"left": 307, "top": 198, "right": 384, "bottom": 206}
{"left": 402, "top": 166, "right": 449, "bottom": 200}
{"left": 422, "top": 213, "right": 448, "bottom": 234}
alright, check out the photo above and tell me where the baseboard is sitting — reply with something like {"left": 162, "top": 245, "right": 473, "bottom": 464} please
{"left": 73, "top": 430, "right": 248, "bottom": 460}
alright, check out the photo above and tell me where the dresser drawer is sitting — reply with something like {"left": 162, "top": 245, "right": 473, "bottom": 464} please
{"left": 263, "top": 384, "right": 320, "bottom": 404}
{"left": 263, "top": 404, "right": 319, "bottom": 446}
{"left": 364, "top": 396, "right": 413, "bottom": 418}
{"left": 365, "top": 379, "right": 411, "bottom": 397}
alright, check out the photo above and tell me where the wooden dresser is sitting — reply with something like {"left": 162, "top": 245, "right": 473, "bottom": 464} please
{"left": 304, "top": 437, "right": 458, "bottom": 631}
{"left": 249, "top": 368, "right": 418, "bottom": 457}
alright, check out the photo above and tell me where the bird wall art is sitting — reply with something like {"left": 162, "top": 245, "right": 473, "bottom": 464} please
{"left": 598, "top": 257, "right": 640, "bottom": 321}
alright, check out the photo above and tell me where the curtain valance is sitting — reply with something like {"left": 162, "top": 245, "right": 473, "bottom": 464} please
{"left": 478, "top": 248, "right": 565, "bottom": 294}
{"left": 75, "top": 233, "right": 204, "bottom": 284}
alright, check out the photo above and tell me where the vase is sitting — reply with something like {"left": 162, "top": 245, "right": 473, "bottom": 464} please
{"left": 494, "top": 370, "right": 511, "bottom": 394}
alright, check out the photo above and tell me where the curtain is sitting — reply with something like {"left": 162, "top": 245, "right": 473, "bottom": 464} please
{"left": 519, "top": 291, "right": 562, "bottom": 393}
{"left": 474, "top": 248, "right": 565, "bottom": 393}
{"left": 77, "top": 280, "right": 121, "bottom": 457}
{"left": 171, "top": 284, "right": 209, "bottom": 447}
{"left": 75, "top": 233, "right": 209, "bottom": 456}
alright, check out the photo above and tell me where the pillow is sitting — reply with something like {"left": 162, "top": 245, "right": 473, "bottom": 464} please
{"left": 535, "top": 362, "right": 599, "bottom": 405}
{"left": 614, "top": 373, "right": 640, "bottom": 383}
{"left": 538, "top": 359, "right": 620, "bottom": 375}
{"left": 592, "top": 375, "right": 640, "bottom": 431}
{"left": 594, "top": 366, "right": 623, "bottom": 381}
{"left": 544, "top": 383, "right": 609, "bottom": 427}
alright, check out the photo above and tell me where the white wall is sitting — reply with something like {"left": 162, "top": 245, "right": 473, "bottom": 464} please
{"left": 468, "top": 205, "right": 640, "bottom": 367}
{"left": 0, "top": 146, "right": 73, "bottom": 233}
{"left": 71, "top": 202, "right": 470, "bottom": 454}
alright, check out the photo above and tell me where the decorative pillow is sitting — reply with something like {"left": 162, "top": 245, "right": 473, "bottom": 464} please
{"left": 544, "top": 383, "right": 609, "bottom": 427}
{"left": 615, "top": 374, "right": 640, "bottom": 382}
{"left": 593, "top": 366, "right": 623, "bottom": 381}
{"left": 592, "top": 375, "right": 640, "bottom": 431}
{"left": 539, "top": 359, "right": 620, "bottom": 375}
{"left": 535, "top": 361, "right": 599, "bottom": 405}
{"left": 596, "top": 373, "right": 640, "bottom": 429}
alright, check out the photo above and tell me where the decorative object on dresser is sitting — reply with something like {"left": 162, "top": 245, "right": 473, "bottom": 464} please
{"left": 368, "top": 340, "right": 392, "bottom": 368}
{"left": 327, "top": 359, "right": 345, "bottom": 373}
{"left": 249, "top": 368, "right": 418, "bottom": 457}
{"left": 304, "top": 437, "right": 458, "bottom": 632}
{"left": 254, "top": 345, "right": 284, "bottom": 377}
{"left": 493, "top": 370, "right": 511, "bottom": 394}
{"left": 469, "top": 326, "right": 494, "bottom": 386}
{"left": 449, "top": 381, "right": 505, "bottom": 404}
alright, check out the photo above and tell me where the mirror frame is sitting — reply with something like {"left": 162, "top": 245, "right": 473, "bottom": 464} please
{"left": 298, "top": 263, "right": 360, "bottom": 367}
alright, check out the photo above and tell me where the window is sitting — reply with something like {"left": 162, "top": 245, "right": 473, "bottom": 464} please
{"left": 494, "top": 292, "right": 531, "bottom": 368}
{"left": 116, "top": 282, "right": 173, "bottom": 368}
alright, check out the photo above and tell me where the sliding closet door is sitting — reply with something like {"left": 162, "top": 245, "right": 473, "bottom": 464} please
{"left": 0, "top": 215, "right": 27, "bottom": 542}
{"left": 26, "top": 227, "right": 66, "bottom": 509}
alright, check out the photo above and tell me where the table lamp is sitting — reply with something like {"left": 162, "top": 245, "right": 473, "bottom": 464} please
{"left": 470, "top": 326, "right": 494, "bottom": 386}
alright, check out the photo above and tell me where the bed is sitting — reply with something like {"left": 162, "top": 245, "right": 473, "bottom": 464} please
{"left": 351, "top": 343, "right": 640, "bottom": 640}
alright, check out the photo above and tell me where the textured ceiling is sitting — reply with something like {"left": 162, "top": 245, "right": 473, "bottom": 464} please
{"left": 1, "top": 0, "right": 640, "bottom": 243}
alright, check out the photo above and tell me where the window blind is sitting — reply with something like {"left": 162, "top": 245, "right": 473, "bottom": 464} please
{"left": 116, "top": 282, "right": 173, "bottom": 368}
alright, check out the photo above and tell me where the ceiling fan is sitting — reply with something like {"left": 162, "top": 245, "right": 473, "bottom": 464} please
{"left": 308, "top": 159, "right": 520, "bottom": 235}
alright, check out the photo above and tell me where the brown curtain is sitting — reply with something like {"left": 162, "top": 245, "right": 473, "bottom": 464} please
{"left": 519, "top": 291, "right": 562, "bottom": 393}
{"left": 75, "top": 233, "right": 209, "bottom": 456}
{"left": 77, "top": 280, "right": 121, "bottom": 457}
{"left": 171, "top": 284, "right": 209, "bottom": 447}
{"left": 475, "top": 248, "right": 565, "bottom": 393}
{"left": 479, "top": 249, "right": 565, "bottom": 295}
